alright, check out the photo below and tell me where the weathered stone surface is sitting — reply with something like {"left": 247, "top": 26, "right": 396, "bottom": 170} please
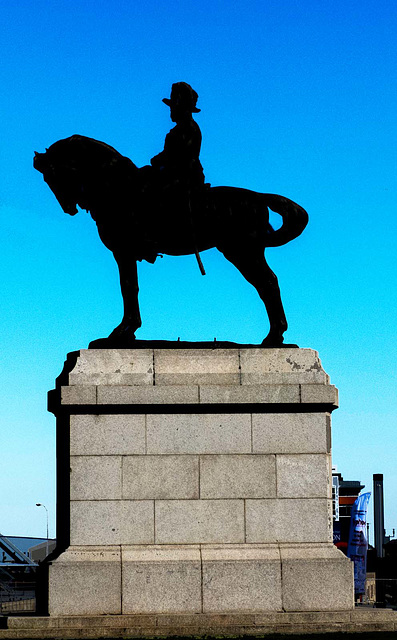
{"left": 200, "top": 455, "right": 276, "bottom": 499}
{"left": 154, "top": 349, "right": 240, "bottom": 386}
{"left": 349, "top": 608, "right": 397, "bottom": 620}
{"left": 246, "top": 499, "right": 332, "bottom": 543}
{"left": 202, "top": 546, "right": 282, "bottom": 612}
{"left": 158, "top": 372, "right": 241, "bottom": 386}
{"left": 7, "top": 609, "right": 397, "bottom": 634}
{"left": 146, "top": 414, "right": 251, "bottom": 454}
{"left": 122, "top": 455, "right": 199, "bottom": 500}
{"left": 97, "top": 385, "right": 199, "bottom": 405}
{"left": 122, "top": 546, "right": 201, "bottom": 614}
{"left": 253, "top": 610, "right": 352, "bottom": 624}
{"left": 8, "top": 615, "right": 158, "bottom": 629}
{"left": 155, "top": 500, "right": 245, "bottom": 544}
{"left": 199, "top": 384, "right": 300, "bottom": 404}
{"left": 276, "top": 454, "right": 331, "bottom": 499}
{"left": 280, "top": 545, "right": 354, "bottom": 611}
{"left": 70, "top": 500, "right": 154, "bottom": 545}
{"left": 252, "top": 413, "right": 330, "bottom": 454}
{"left": 70, "top": 414, "right": 146, "bottom": 456}
{"left": 240, "top": 348, "right": 329, "bottom": 384}
{"left": 300, "top": 384, "right": 339, "bottom": 406}
{"left": 61, "top": 385, "right": 96, "bottom": 405}
{"left": 49, "top": 547, "right": 121, "bottom": 616}
{"left": 155, "top": 612, "right": 258, "bottom": 629}
{"left": 68, "top": 349, "right": 154, "bottom": 386}
{"left": 70, "top": 456, "right": 122, "bottom": 500}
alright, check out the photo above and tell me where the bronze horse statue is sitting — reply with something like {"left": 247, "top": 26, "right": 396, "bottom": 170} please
{"left": 34, "top": 134, "right": 308, "bottom": 346}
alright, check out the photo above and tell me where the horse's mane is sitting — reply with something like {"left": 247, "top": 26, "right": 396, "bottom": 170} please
{"left": 47, "top": 134, "right": 138, "bottom": 172}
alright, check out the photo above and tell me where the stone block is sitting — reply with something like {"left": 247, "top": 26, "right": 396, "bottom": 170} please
{"left": 200, "top": 455, "right": 276, "bottom": 499}
{"left": 155, "top": 612, "right": 258, "bottom": 628}
{"left": 349, "top": 608, "right": 397, "bottom": 621}
{"left": 97, "top": 385, "right": 199, "bottom": 404}
{"left": 154, "top": 348, "right": 240, "bottom": 386}
{"left": 68, "top": 349, "right": 154, "bottom": 386}
{"left": 70, "top": 414, "right": 146, "bottom": 456}
{"left": 122, "top": 546, "right": 201, "bottom": 613}
{"left": 155, "top": 499, "right": 245, "bottom": 544}
{"left": 240, "top": 348, "right": 329, "bottom": 384}
{"left": 157, "top": 372, "right": 240, "bottom": 386}
{"left": 252, "top": 413, "right": 330, "bottom": 454}
{"left": 7, "top": 615, "right": 158, "bottom": 629}
{"left": 276, "top": 454, "right": 331, "bottom": 499}
{"left": 280, "top": 544, "right": 354, "bottom": 611}
{"left": 70, "top": 500, "right": 154, "bottom": 545}
{"left": 49, "top": 546, "right": 121, "bottom": 615}
{"left": 199, "top": 384, "right": 300, "bottom": 404}
{"left": 122, "top": 455, "right": 199, "bottom": 499}
{"left": 300, "top": 384, "right": 339, "bottom": 406}
{"left": 70, "top": 456, "right": 122, "bottom": 500}
{"left": 60, "top": 385, "right": 96, "bottom": 405}
{"left": 246, "top": 499, "right": 332, "bottom": 543}
{"left": 202, "top": 545, "right": 282, "bottom": 612}
{"left": 146, "top": 413, "right": 251, "bottom": 454}
{"left": 242, "top": 372, "right": 329, "bottom": 385}
{"left": 253, "top": 610, "right": 351, "bottom": 625}
{"left": 346, "top": 622, "right": 397, "bottom": 633}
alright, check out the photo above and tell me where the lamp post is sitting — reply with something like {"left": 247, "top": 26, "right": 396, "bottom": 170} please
{"left": 36, "top": 503, "right": 49, "bottom": 558}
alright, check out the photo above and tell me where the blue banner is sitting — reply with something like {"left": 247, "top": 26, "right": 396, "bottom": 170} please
{"left": 333, "top": 520, "right": 341, "bottom": 545}
{"left": 347, "top": 492, "right": 371, "bottom": 595}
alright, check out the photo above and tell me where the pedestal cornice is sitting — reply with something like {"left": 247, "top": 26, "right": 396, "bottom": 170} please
{"left": 48, "top": 347, "right": 338, "bottom": 414}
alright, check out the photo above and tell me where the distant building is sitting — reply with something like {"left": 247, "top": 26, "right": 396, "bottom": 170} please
{"left": 0, "top": 535, "right": 38, "bottom": 614}
{"left": 28, "top": 539, "right": 56, "bottom": 563}
{"left": 0, "top": 535, "right": 57, "bottom": 614}
{"left": 332, "top": 468, "right": 364, "bottom": 555}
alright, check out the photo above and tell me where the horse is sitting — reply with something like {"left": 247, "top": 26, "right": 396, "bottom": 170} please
{"left": 33, "top": 134, "right": 308, "bottom": 346}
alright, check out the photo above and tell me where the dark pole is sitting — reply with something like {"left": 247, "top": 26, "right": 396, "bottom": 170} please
{"left": 373, "top": 474, "right": 386, "bottom": 608}
{"left": 373, "top": 474, "right": 384, "bottom": 558}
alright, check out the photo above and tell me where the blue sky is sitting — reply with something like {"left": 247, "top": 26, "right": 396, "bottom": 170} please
{"left": 1, "top": 0, "right": 396, "bottom": 542}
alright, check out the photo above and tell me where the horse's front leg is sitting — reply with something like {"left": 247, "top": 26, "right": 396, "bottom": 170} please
{"left": 107, "top": 252, "right": 141, "bottom": 345}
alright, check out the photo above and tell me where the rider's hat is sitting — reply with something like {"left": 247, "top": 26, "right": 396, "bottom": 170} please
{"left": 162, "top": 82, "right": 201, "bottom": 113}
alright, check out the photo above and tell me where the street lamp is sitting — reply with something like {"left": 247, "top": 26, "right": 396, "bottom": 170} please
{"left": 36, "top": 503, "right": 49, "bottom": 558}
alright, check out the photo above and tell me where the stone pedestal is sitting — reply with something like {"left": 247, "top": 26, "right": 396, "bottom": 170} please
{"left": 47, "top": 347, "right": 354, "bottom": 615}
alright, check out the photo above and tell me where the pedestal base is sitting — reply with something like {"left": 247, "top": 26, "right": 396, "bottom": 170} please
{"left": 5, "top": 610, "right": 397, "bottom": 638}
{"left": 48, "top": 348, "right": 354, "bottom": 615}
{"left": 49, "top": 544, "right": 352, "bottom": 615}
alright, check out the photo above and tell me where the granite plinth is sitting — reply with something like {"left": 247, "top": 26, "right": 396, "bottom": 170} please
{"left": 4, "top": 610, "right": 397, "bottom": 638}
{"left": 47, "top": 347, "right": 353, "bottom": 616}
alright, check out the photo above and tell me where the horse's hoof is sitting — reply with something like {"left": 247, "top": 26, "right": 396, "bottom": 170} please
{"left": 89, "top": 327, "right": 137, "bottom": 349}
{"left": 261, "top": 332, "right": 285, "bottom": 347}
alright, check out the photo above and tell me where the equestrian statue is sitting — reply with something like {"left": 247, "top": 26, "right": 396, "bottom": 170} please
{"left": 34, "top": 82, "right": 308, "bottom": 347}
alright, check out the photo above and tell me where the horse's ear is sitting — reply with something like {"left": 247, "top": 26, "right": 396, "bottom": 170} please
{"left": 34, "top": 151, "right": 39, "bottom": 156}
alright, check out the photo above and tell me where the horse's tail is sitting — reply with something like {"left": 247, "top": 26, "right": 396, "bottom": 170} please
{"left": 263, "top": 194, "right": 308, "bottom": 247}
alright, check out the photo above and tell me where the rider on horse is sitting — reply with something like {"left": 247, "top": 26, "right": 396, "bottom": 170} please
{"left": 150, "top": 82, "right": 205, "bottom": 197}
{"left": 137, "top": 82, "right": 207, "bottom": 265}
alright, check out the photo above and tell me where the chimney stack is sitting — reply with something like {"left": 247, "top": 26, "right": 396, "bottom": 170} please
{"left": 373, "top": 473, "right": 385, "bottom": 558}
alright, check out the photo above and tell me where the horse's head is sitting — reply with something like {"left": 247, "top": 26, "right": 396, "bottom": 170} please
{"left": 34, "top": 135, "right": 139, "bottom": 218}
{"left": 34, "top": 147, "right": 80, "bottom": 216}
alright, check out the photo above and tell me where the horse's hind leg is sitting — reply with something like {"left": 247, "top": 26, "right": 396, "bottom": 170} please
{"left": 222, "top": 247, "right": 287, "bottom": 345}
